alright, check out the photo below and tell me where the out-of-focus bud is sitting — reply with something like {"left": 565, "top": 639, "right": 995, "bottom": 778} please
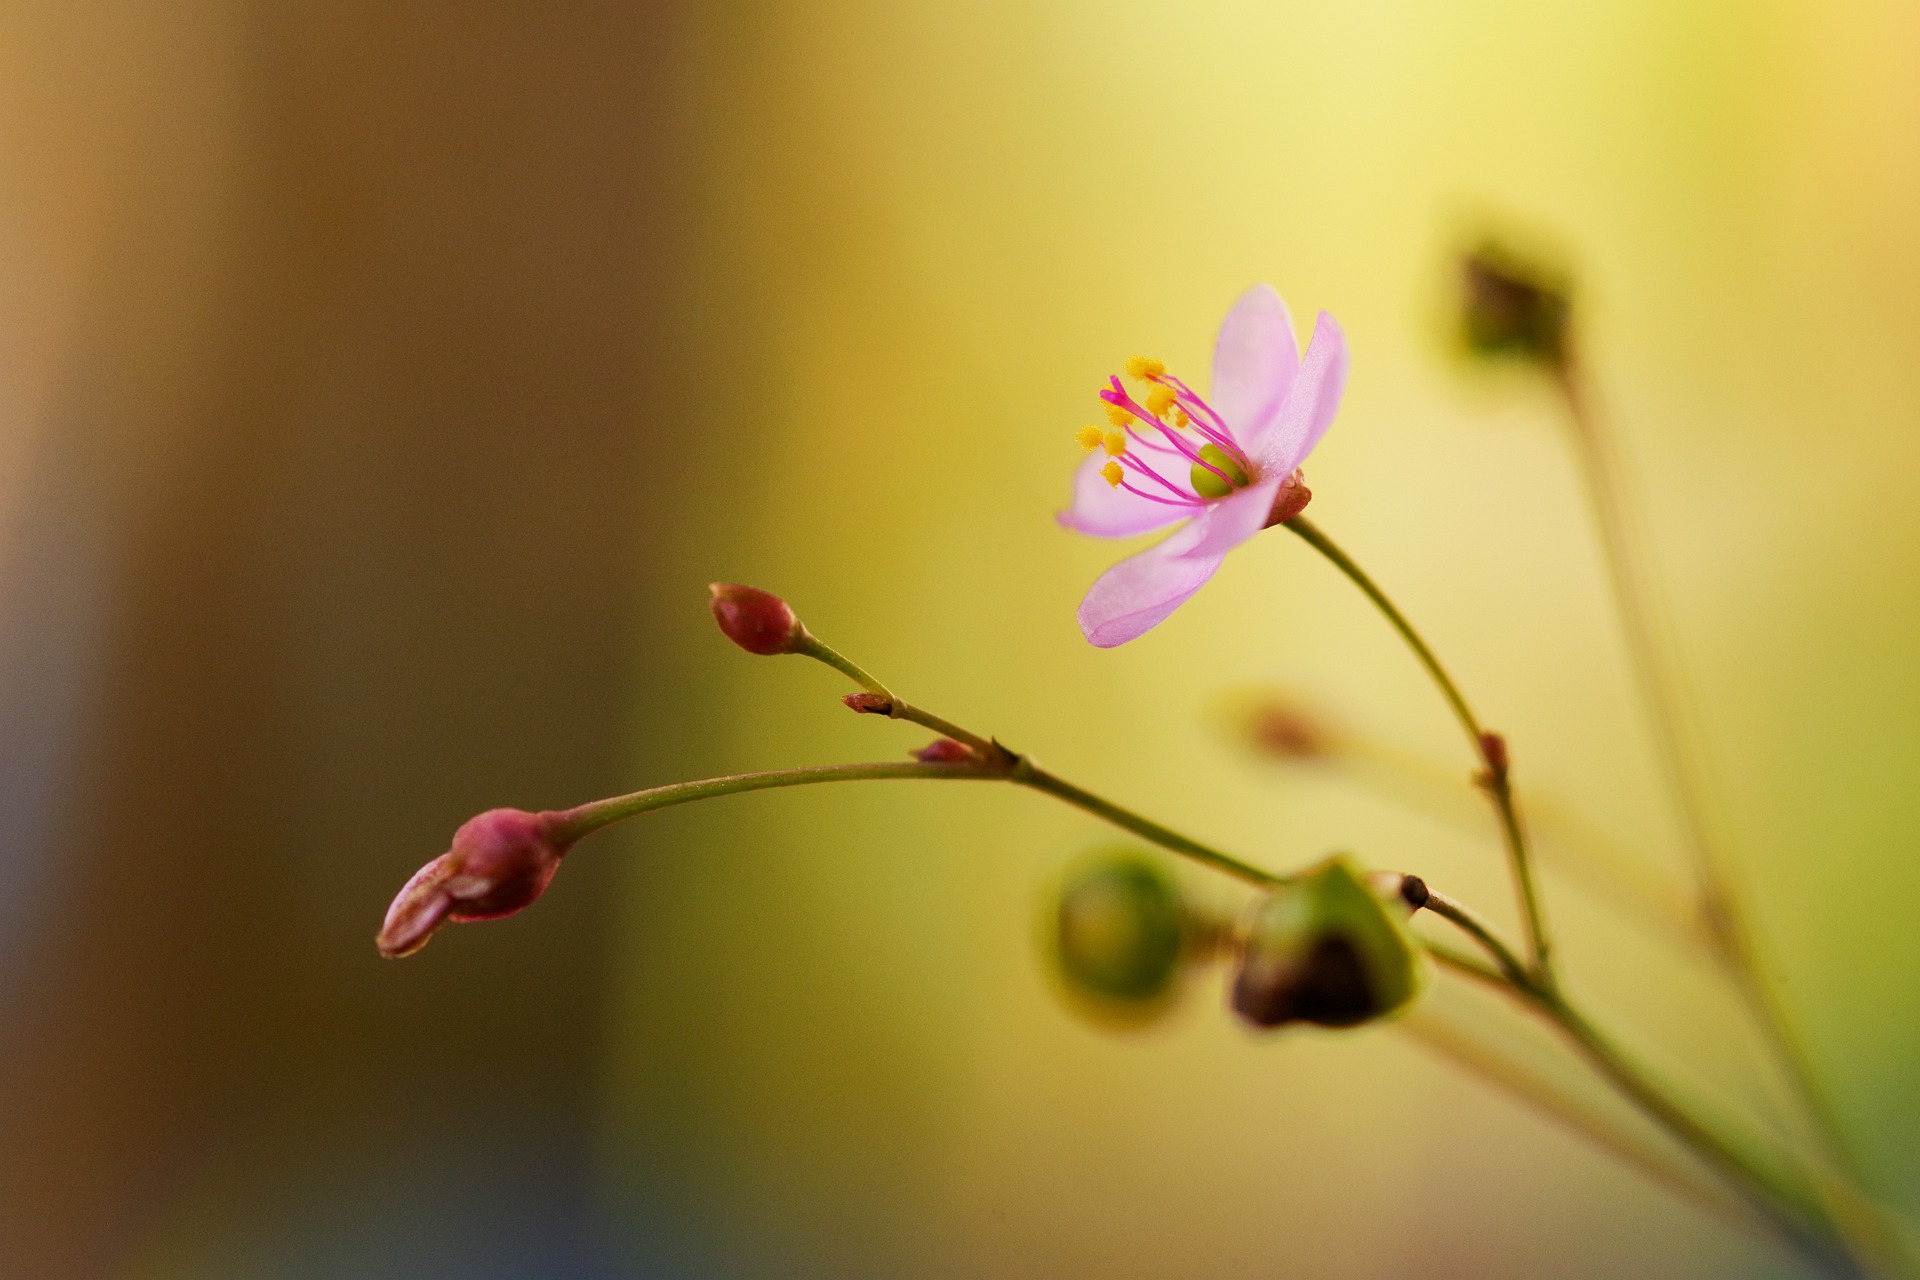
{"left": 376, "top": 808, "right": 574, "bottom": 959}
{"left": 1222, "top": 686, "right": 1337, "bottom": 763}
{"left": 1231, "top": 856, "right": 1427, "bottom": 1030}
{"left": 1050, "top": 849, "right": 1192, "bottom": 1020}
{"left": 912, "top": 737, "right": 976, "bottom": 764}
{"left": 1458, "top": 242, "right": 1570, "bottom": 369}
{"left": 708, "top": 583, "right": 803, "bottom": 655}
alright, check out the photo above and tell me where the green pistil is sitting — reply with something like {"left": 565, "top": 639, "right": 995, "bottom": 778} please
{"left": 1190, "top": 443, "right": 1249, "bottom": 499}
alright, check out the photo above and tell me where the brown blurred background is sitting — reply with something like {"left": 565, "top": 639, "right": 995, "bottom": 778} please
{"left": 0, "top": 3, "right": 695, "bottom": 1274}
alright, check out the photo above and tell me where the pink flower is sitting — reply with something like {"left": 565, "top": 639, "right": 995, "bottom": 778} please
{"left": 1058, "top": 285, "right": 1349, "bottom": 647}
{"left": 376, "top": 808, "right": 574, "bottom": 958}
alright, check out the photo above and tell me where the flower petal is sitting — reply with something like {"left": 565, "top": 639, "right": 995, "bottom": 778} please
{"left": 1057, "top": 450, "right": 1195, "bottom": 539}
{"left": 1172, "top": 473, "right": 1285, "bottom": 560}
{"left": 1211, "top": 284, "right": 1299, "bottom": 453}
{"left": 1255, "top": 311, "right": 1349, "bottom": 476}
{"left": 1078, "top": 535, "right": 1226, "bottom": 648}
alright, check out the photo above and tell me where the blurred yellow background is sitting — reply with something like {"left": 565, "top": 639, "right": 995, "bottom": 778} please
{"left": 2, "top": 0, "right": 1917, "bottom": 1276}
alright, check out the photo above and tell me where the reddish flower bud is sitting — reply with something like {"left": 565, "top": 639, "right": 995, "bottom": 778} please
{"left": 1476, "top": 730, "right": 1511, "bottom": 790}
{"left": 376, "top": 808, "right": 574, "bottom": 959}
{"left": 912, "top": 737, "right": 976, "bottom": 764}
{"left": 708, "top": 583, "right": 802, "bottom": 656}
{"left": 842, "top": 692, "right": 893, "bottom": 715}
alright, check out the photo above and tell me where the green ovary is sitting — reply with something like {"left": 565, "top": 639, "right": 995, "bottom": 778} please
{"left": 1189, "top": 443, "right": 1249, "bottom": 499}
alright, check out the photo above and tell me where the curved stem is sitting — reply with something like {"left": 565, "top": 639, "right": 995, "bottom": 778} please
{"left": 1399, "top": 1006, "right": 1768, "bottom": 1240}
{"left": 1554, "top": 362, "right": 1902, "bottom": 1275}
{"left": 1013, "top": 762, "right": 1284, "bottom": 889}
{"left": 549, "top": 761, "right": 1003, "bottom": 843}
{"left": 1283, "top": 515, "right": 1552, "bottom": 975}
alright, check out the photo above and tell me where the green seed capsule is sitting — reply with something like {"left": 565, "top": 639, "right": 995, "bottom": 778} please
{"left": 1230, "top": 856, "right": 1426, "bottom": 1030}
{"left": 1189, "top": 443, "right": 1249, "bottom": 500}
{"left": 1051, "top": 850, "right": 1189, "bottom": 1009}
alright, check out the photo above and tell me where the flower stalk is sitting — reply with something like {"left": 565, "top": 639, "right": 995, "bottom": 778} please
{"left": 1282, "top": 514, "right": 1553, "bottom": 977}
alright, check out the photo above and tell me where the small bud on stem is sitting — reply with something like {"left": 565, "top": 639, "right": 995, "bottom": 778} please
{"left": 377, "top": 808, "right": 574, "bottom": 958}
{"left": 708, "top": 583, "right": 803, "bottom": 656}
{"left": 912, "top": 738, "right": 977, "bottom": 764}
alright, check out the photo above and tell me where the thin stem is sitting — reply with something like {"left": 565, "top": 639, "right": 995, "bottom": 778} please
{"left": 1423, "top": 887, "right": 1531, "bottom": 988}
{"left": 792, "top": 630, "right": 893, "bottom": 699}
{"left": 1284, "top": 515, "right": 1552, "bottom": 975}
{"left": 1422, "top": 897, "right": 1871, "bottom": 1278}
{"left": 1013, "top": 762, "right": 1284, "bottom": 889}
{"left": 1553, "top": 361, "right": 1899, "bottom": 1274}
{"left": 548, "top": 761, "right": 1004, "bottom": 843}
{"left": 1399, "top": 1007, "right": 1768, "bottom": 1240}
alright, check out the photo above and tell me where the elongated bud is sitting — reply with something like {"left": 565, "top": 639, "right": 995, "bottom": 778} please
{"left": 1050, "top": 849, "right": 1191, "bottom": 1019}
{"left": 376, "top": 808, "right": 574, "bottom": 958}
{"left": 1231, "top": 856, "right": 1426, "bottom": 1030}
{"left": 708, "top": 583, "right": 803, "bottom": 655}
{"left": 1458, "top": 242, "right": 1570, "bottom": 369}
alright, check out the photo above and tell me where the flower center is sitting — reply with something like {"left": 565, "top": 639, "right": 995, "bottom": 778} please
{"left": 1073, "top": 355, "right": 1256, "bottom": 510}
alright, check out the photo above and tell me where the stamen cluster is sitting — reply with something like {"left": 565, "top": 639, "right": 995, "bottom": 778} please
{"left": 1074, "top": 355, "right": 1255, "bottom": 508}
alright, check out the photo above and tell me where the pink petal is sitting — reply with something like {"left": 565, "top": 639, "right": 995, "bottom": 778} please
{"left": 1211, "top": 284, "right": 1299, "bottom": 453}
{"left": 1173, "top": 473, "right": 1286, "bottom": 560}
{"left": 1255, "top": 311, "right": 1349, "bottom": 476}
{"left": 1078, "top": 532, "right": 1226, "bottom": 647}
{"left": 1057, "top": 450, "right": 1194, "bottom": 538}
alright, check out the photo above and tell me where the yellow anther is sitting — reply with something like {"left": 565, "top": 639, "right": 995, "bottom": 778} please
{"left": 1125, "top": 356, "right": 1167, "bottom": 380}
{"left": 1102, "top": 428, "right": 1127, "bottom": 456}
{"left": 1104, "top": 403, "right": 1133, "bottom": 428}
{"left": 1101, "top": 461, "right": 1124, "bottom": 488}
{"left": 1175, "top": 409, "right": 1190, "bottom": 428}
{"left": 1145, "top": 385, "right": 1177, "bottom": 419}
{"left": 1075, "top": 425, "right": 1104, "bottom": 451}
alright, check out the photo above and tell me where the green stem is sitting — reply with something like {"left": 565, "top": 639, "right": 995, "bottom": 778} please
{"left": 1013, "top": 761, "right": 1283, "bottom": 889}
{"left": 1284, "top": 515, "right": 1552, "bottom": 975}
{"left": 1553, "top": 362, "right": 1904, "bottom": 1276}
{"left": 1400, "top": 1006, "right": 1767, "bottom": 1240}
{"left": 1424, "top": 899, "right": 1868, "bottom": 1278}
{"left": 548, "top": 761, "right": 1004, "bottom": 843}
{"left": 792, "top": 630, "right": 894, "bottom": 699}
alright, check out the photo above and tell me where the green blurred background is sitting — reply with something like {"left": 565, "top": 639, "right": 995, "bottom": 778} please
{"left": 2, "top": 0, "right": 1917, "bottom": 1276}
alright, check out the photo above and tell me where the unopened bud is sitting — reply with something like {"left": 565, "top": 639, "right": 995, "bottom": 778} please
{"left": 1231, "top": 856, "right": 1426, "bottom": 1030}
{"left": 1239, "top": 690, "right": 1333, "bottom": 761}
{"left": 842, "top": 692, "right": 893, "bottom": 715}
{"left": 1478, "top": 730, "right": 1509, "bottom": 778}
{"left": 376, "top": 808, "right": 574, "bottom": 959}
{"left": 912, "top": 738, "right": 976, "bottom": 764}
{"left": 1459, "top": 242, "right": 1570, "bottom": 369}
{"left": 708, "top": 583, "right": 802, "bottom": 656}
{"left": 1051, "top": 850, "right": 1190, "bottom": 1016}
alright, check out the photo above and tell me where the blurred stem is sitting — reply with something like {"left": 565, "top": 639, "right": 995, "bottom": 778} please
{"left": 1424, "top": 901, "right": 1873, "bottom": 1277}
{"left": 1283, "top": 515, "right": 1552, "bottom": 976}
{"left": 1399, "top": 1005, "right": 1767, "bottom": 1240}
{"left": 1552, "top": 359, "right": 1900, "bottom": 1274}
